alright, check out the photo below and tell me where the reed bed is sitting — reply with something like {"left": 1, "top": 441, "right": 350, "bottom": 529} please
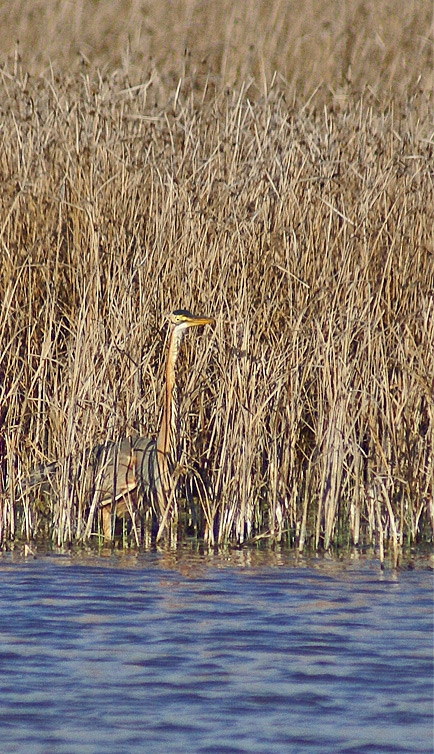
{"left": 0, "top": 0, "right": 433, "bottom": 557}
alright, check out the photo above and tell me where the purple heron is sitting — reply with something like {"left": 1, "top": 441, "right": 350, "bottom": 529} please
{"left": 23, "top": 310, "right": 215, "bottom": 541}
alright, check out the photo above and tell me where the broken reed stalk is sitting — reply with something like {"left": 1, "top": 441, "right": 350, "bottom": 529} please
{"left": 0, "top": 0, "right": 432, "bottom": 556}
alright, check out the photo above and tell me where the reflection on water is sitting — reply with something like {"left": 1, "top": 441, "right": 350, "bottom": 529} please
{"left": 0, "top": 548, "right": 432, "bottom": 754}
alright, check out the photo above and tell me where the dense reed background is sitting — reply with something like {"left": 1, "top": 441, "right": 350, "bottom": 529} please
{"left": 0, "top": 0, "right": 433, "bottom": 555}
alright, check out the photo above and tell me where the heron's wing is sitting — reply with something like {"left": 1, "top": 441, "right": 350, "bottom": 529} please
{"left": 21, "top": 436, "right": 159, "bottom": 510}
{"left": 132, "top": 436, "right": 157, "bottom": 498}
{"left": 90, "top": 437, "right": 139, "bottom": 504}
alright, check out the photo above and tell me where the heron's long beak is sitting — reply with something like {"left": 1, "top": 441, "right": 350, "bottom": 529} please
{"left": 185, "top": 314, "right": 215, "bottom": 328}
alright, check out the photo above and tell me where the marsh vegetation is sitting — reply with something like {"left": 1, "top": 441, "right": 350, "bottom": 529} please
{"left": 0, "top": 0, "right": 432, "bottom": 558}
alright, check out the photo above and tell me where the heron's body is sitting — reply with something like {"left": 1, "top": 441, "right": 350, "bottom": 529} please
{"left": 23, "top": 310, "right": 214, "bottom": 540}
{"left": 88, "top": 435, "right": 158, "bottom": 539}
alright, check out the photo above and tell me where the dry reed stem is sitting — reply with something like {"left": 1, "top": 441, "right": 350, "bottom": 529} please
{"left": 0, "top": 0, "right": 432, "bottom": 553}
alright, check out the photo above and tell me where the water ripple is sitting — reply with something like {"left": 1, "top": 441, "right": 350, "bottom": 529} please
{"left": 0, "top": 553, "right": 432, "bottom": 754}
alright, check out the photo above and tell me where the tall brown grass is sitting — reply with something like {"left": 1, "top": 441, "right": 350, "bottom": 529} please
{"left": 0, "top": 0, "right": 433, "bottom": 557}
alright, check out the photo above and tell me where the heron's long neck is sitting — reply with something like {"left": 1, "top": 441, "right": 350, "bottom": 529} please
{"left": 156, "top": 327, "right": 182, "bottom": 462}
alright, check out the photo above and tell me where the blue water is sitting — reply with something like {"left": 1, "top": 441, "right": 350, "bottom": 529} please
{"left": 0, "top": 550, "right": 432, "bottom": 754}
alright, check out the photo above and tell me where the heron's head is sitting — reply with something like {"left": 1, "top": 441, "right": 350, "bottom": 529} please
{"left": 169, "top": 310, "right": 215, "bottom": 332}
